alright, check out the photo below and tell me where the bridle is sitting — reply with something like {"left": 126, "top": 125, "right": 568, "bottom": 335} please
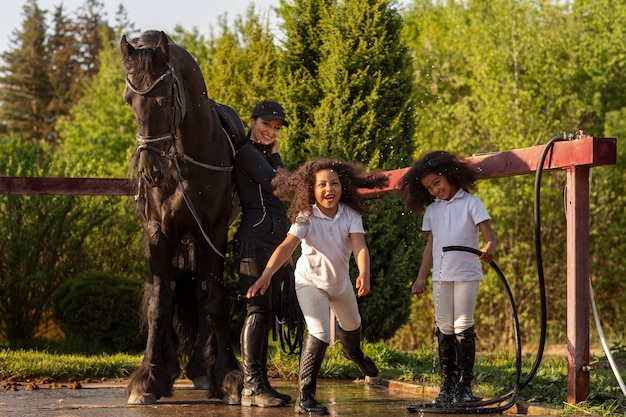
{"left": 125, "top": 63, "right": 234, "bottom": 258}
{"left": 125, "top": 63, "right": 185, "bottom": 159}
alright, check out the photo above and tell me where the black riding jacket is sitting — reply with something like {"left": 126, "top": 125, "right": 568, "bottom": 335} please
{"left": 233, "top": 140, "right": 289, "bottom": 247}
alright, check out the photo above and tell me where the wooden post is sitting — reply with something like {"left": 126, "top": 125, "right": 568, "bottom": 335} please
{"left": 566, "top": 166, "right": 591, "bottom": 402}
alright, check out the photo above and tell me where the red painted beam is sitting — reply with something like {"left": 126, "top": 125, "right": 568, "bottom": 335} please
{"left": 0, "top": 177, "right": 135, "bottom": 196}
{"left": 0, "top": 136, "right": 615, "bottom": 197}
{"left": 362, "top": 136, "right": 616, "bottom": 196}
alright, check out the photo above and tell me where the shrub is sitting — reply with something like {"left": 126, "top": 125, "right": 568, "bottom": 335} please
{"left": 52, "top": 270, "right": 144, "bottom": 352}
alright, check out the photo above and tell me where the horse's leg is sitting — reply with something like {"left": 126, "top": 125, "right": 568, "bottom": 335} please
{"left": 182, "top": 242, "right": 241, "bottom": 404}
{"left": 184, "top": 276, "right": 216, "bottom": 394}
{"left": 127, "top": 224, "right": 180, "bottom": 404}
{"left": 203, "top": 248, "right": 243, "bottom": 405}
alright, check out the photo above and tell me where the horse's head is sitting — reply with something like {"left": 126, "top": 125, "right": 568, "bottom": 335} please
{"left": 121, "top": 31, "right": 187, "bottom": 187}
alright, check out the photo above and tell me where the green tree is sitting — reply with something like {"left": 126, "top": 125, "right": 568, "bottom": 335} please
{"left": 278, "top": 0, "right": 332, "bottom": 167}
{"left": 279, "top": 0, "right": 418, "bottom": 341}
{"left": 401, "top": 0, "right": 625, "bottom": 349}
{"left": 572, "top": 0, "right": 626, "bottom": 342}
{"left": 0, "top": 136, "right": 111, "bottom": 346}
{"left": 307, "top": 0, "right": 414, "bottom": 170}
{"left": 47, "top": 4, "right": 82, "bottom": 141}
{"left": 73, "top": 0, "right": 110, "bottom": 80}
{"left": 55, "top": 27, "right": 135, "bottom": 176}
{"left": 0, "top": 0, "right": 52, "bottom": 140}
{"left": 204, "top": 6, "right": 281, "bottom": 116}
{"left": 403, "top": 0, "right": 575, "bottom": 348}
{"left": 54, "top": 27, "right": 144, "bottom": 278}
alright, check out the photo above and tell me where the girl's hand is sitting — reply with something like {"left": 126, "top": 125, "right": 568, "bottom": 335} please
{"left": 478, "top": 241, "right": 495, "bottom": 263}
{"left": 355, "top": 274, "right": 370, "bottom": 297}
{"left": 246, "top": 271, "right": 272, "bottom": 298}
{"left": 411, "top": 276, "right": 427, "bottom": 297}
{"left": 478, "top": 220, "right": 496, "bottom": 264}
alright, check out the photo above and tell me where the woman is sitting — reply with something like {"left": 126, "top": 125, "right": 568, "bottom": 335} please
{"left": 233, "top": 100, "right": 291, "bottom": 408}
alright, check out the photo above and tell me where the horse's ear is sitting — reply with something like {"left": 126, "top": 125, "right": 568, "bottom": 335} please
{"left": 156, "top": 31, "right": 170, "bottom": 60}
{"left": 120, "top": 34, "right": 134, "bottom": 58}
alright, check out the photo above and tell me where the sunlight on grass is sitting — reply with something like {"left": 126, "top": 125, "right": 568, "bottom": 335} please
{"left": 1, "top": 341, "right": 625, "bottom": 415}
{"left": 0, "top": 349, "right": 140, "bottom": 380}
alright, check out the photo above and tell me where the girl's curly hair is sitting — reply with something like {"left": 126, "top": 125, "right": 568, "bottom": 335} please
{"left": 399, "top": 150, "right": 478, "bottom": 213}
{"left": 272, "top": 157, "right": 389, "bottom": 222}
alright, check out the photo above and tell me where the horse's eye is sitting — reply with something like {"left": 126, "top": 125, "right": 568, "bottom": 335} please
{"left": 155, "top": 97, "right": 166, "bottom": 106}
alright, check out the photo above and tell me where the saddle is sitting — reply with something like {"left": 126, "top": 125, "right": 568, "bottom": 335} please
{"left": 214, "top": 101, "right": 247, "bottom": 152}
{"left": 213, "top": 101, "right": 246, "bottom": 225}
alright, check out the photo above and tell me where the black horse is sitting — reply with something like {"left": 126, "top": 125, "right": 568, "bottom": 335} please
{"left": 121, "top": 30, "right": 242, "bottom": 405}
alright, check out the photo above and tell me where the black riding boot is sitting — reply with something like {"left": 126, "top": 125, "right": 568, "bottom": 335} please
{"left": 240, "top": 313, "right": 285, "bottom": 407}
{"left": 434, "top": 328, "right": 457, "bottom": 405}
{"left": 261, "top": 327, "right": 291, "bottom": 403}
{"left": 337, "top": 326, "right": 379, "bottom": 377}
{"left": 295, "top": 334, "right": 329, "bottom": 415}
{"left": 454, "top": 326, "right": 477, "bottom": 404}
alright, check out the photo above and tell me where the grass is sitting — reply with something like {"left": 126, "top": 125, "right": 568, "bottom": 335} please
{"left": 2, "top": 341, "right": 625, "bottom": 416}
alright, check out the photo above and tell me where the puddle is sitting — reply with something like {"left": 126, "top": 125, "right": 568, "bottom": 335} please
{"left": 0, "top": 379, "right": 421, "bottom": 417}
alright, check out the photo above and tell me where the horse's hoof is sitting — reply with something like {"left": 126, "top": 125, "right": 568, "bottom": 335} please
{"left": 222, "top": 393, "right": 241, "bottom": 405}
{"left": 192, "top": 376, "right": 210, "bottom": 390}
{"left": 127, "top": 393, "right": 157, "bottom": 404}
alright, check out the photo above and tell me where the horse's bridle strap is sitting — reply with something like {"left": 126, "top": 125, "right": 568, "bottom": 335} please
{"left": 125, "top": 69, "right": 172, "bottom": 95}
{"left": 177, "top": 154, "right": 233, "bottom": 172}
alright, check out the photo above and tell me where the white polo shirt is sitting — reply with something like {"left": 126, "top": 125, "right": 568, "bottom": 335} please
{"left": 289, "top": 203, "right": 364, "bottom": 296}
{"left": 422, "top": 189, "right": 491, "bottom": 282}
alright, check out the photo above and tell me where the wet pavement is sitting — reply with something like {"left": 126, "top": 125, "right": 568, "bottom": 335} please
{"left": 0, "top": 378, "right": 568, "bottom": 417}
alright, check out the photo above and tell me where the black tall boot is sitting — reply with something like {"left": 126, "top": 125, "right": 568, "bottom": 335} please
{"left": 240, "top": 313, "right": 285, "bottom": 407}
{"left": 337, "top": 326, "right": 379, "bottom": 377}
{"left": 434, "top": 327, "right": 457, "bottom": 405}
{"left": 261, "top": 327, "right": 291, "bottom": 403}
{"left": 454, "top": 326, "right": 477, "bottom": 404}
{"left": 295, "top": 334, "right": 329, "bottom": 415}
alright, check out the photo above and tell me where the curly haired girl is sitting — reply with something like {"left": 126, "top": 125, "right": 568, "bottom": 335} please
{"left": 400, "top": 150, "right": 497, "bottom": 405}
{"left": 246, "top": 157, "right": 388, "bottom": 415}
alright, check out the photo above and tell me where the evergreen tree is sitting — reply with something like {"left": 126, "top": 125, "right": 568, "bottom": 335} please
{"left": 204, "top": 7, "right": 281, "bottom": 116}
{"left": 47, "top": 4, "right": 81, "bottom": 142}
{"left": 279, "top": 0, "right": 418, "bottom": 341}
{"left": 278, "top": 0, "right": 333, "bottom": 167}
{"left": 309, "top": 0, "right": 414, "bottom": 170}
{"left": 74, "top": 0, "right": 110, "bottom": 80}
{"left": 0, "top": 0, "right": 52, "bottom": 140}
{"left": 112, "top": 4, "right": 138, "bottom": 40}
{"left": 54, "top": 26, "right": 144, "bottom": 297}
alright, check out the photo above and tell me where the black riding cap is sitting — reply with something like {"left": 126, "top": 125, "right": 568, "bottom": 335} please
{"left": 251, "top": 100, "right": 289, "bottom": 127}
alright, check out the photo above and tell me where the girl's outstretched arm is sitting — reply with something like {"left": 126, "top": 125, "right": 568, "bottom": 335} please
{"left": 350, "top": 232, "right": 371, "bottom": 297}
{"left": 246, "top": 234, "right": 301, "bottom": 298}
{"left": 477, "top": 220, "right": 497, "bottom": 263}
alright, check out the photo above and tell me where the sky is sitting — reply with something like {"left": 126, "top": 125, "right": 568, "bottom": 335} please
{"left": 1, "top": 0, "right": 282, "bottom": 53}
